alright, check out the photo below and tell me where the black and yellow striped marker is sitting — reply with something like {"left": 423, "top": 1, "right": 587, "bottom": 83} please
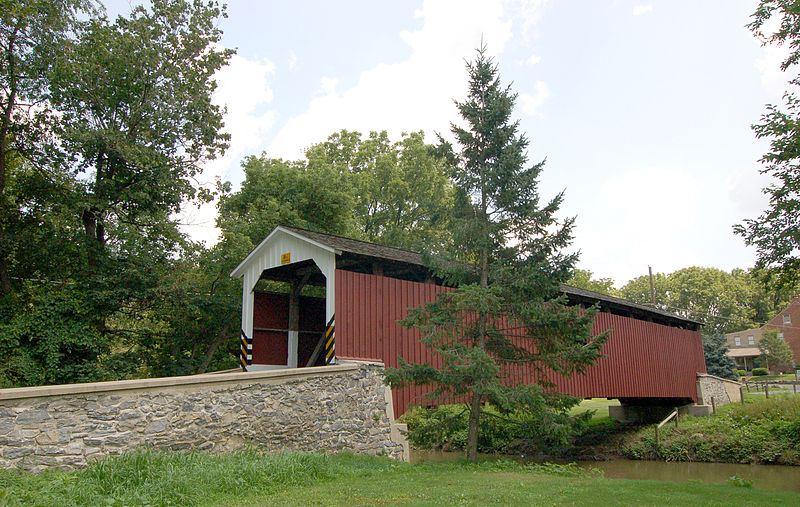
{"left": 240, "top": 330, "right": 252, "bottom": 371}
{"left": 323, "top": 315, "right": 335, "bottom": 365}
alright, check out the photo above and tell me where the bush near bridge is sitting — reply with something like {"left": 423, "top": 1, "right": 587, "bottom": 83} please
{"left": 624, "top": 395, "right": 800, "bottom": 465}
{"left": 399, "top": 403, "right": 596, "bottom": 456}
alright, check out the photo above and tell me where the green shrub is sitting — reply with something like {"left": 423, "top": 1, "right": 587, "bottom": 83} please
{"left": 735, "top": 369, "right": 747, "bottom": 377}
{"left": 752, "top": 367, "right": 768, "bottom": 376}
{"left": 399, "top": 403, "right": 590, "bottom": 455}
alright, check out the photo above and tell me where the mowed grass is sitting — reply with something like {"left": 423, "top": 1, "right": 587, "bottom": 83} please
{"left": 743, "top": 373, "right": 797, "bottom": 382}
{"left": 0, "top": 450, "right": 797, "bottom": 506}
{"left": 570, "top": 397, "right": 620, "bottom": 420}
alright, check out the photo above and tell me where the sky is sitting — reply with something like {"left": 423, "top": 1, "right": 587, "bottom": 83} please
{"left": 108, "top": 0, "right": 786, "bottom": 286}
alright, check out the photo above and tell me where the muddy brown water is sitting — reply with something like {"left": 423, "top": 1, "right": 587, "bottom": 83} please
{"left": 410, "top": 450, "right": 800, "bottom": 493}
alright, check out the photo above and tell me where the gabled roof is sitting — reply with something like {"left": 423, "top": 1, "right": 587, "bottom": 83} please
{"left": 229, "top": 225, "right": 337, "bottom": 279}
{"left": 560, "top": 284, "right": 703, "bottom": 328}
{"left": 234, "top": 225, "right": 701, "bottom": 329}
{"left": 278, "top": 225, "right": 427, "bottom": 267}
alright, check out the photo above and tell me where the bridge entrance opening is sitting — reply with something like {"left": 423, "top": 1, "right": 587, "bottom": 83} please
{"left": 250, "top": 259, "right": 330, "bottom": 370}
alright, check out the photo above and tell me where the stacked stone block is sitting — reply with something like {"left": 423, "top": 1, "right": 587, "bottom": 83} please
{"left": 0, "top": 362, "right": 405, "bottom": 472}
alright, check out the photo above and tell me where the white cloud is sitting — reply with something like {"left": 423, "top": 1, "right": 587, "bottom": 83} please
{"left": 267, "top": 0, "right": 543, "bottom": 160}
{"left": 576, "top": 167, "right": 701, "bottom": 283}
{"left": 727, "top": 168, "right": 771, "bottom": 219}
{"left": 632, "top": 4, "right": 652, "bottom": 16}
{"left": 178, "top": 52, "right": 277, "bottom": 245}
{"left": 289, "top": 50, "right": 297, "bottom": 70}
{"left": 506, "top": 0, "right": 548, "bottom": 40}
{"left": 523, "top": 54, "right": 542, "bottom": 66}
{"left": 317, "top": 77, "right": 338, "bottom": 96}
{"left": 519, "top": 81, "right": 549, "bottom": 116}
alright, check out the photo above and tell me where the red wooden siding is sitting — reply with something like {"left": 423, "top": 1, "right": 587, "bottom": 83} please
{"left": 335, "top": 270, "right": 706, "bottom": 416}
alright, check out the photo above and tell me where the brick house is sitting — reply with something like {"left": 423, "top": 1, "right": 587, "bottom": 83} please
{"left": 725, "top": 298, "right": 800, "bottom": 371}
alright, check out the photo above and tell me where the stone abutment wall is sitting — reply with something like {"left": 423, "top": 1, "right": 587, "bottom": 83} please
{"left": 0, "top": 361, "right": 407, "bottom": 472}
{"left": 696, "top": 373, "right": 742, "bottom": 407}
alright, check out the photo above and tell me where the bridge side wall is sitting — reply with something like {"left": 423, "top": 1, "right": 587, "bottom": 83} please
{"left": 0, "top": 362, "right": 406, "bottom": 472}
{"left": 335, "top": 270, "right": 706, "bottom": 416}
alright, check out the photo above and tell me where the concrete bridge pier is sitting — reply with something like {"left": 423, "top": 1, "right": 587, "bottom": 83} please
{"left": 609, "top": 397, "right": 699, "bottom": 423}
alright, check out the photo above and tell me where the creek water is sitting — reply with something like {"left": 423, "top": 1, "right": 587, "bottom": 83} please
{"left": 410, "top": 450, "right": 800, "bottom": 493}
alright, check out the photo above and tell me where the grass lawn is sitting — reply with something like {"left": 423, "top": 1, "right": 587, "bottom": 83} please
{"left": 570, "top": 397, "right": 619, "bottom": 420}
{"left": 1, "top": 450, "right": 796, "bottom": 506}
{"left": 743, "top": 373, "right": 798, "bottom": 382}
{"left": 742, "top": 384, "right": 799, "bottom": 395}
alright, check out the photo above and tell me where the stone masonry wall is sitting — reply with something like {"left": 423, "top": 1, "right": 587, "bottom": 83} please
{"left": 697, "top": 374, "right": 742, "bottom": 407}
{"left": 0, "top": 362, "right": 406, "bottom": 472}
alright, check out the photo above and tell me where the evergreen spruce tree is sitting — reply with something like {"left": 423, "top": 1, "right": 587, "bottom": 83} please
{"left": 701, "top": 334, "right": 740, "bottom": 380}
{"left": 385, "top": 46, "right": 608, "bottom": 463}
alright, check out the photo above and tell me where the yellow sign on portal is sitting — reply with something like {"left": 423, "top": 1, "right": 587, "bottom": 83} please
{"left": 281, "top": 253, "right": 291, "bottom": 265}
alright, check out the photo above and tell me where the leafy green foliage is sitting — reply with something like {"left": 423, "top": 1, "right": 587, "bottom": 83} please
{"left": 727, "top": 475, "right": 754, "bottom": 488}
{"left": 625, "top": 395, "right": 800, "bottom": 465}
{"left": 128, "top": 246, "right": 241, "bottom": 377}
{"left": 0, "top": 285, "right": 109, "bottom": 387}
{"left": 0, "top": 0, "right": 94, "bottom": 295}
{"left": 753, "top": 367, "right": 769, "bottom": 376}
{"left": 702, "top": 334, "right": 740, "bottom": 380}
{"left": 385, "top": 46, "right": 607, "bottom": 462}
{"left": 217, "top": 155, "right": 356, "bottom": 248}
{"left": 400, "top": 403, "right": 591, "bottom": 455}
{"left": 217, "top": 129, "right": 454, "bottom": 265}
{"left": 306, "top": 130, "right": 455, "bottom": 251}
{"left": 619, "top": 267, "right": 791, "bottom": 334}
{"left": 0, "top": 0, "right": 236, "bottom": 386}
{"left": 735, "top": 0, "right": 800, "bottom": 289}
{"left": 759, "top": 328, "right": 795, "bottom": 372}
{"left": 49, "top": 0, "right": 232, "bottom": 272}
{"left": 566, "top": 269, "right": 620, "bottom": 297}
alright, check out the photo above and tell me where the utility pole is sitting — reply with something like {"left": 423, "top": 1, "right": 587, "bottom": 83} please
{"left": 648, "top": 266, "right": 656, "bottom": 306}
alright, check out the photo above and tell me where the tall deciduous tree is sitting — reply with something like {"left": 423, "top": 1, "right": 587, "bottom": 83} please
{"left": 0, "top": 0, "right": 92, "bottom": 295}
{"left": 385, "top": 46, "right": 607, "bottom": 463}
{"left": 735, "top": 0, "right": 800, "bottom": 288}
{"left": 305, "top": 129, "right": 454, "bottom": 251}
{"left": 619, "top": 266, "right": 795, "bottom": 334}
{"left": 220, "top": 129, "right": 454, "bottom": 254}
{"left": 759, "top": 328, "right": 795, "bottom": 372}
{"left": 50, "top": 0, "right": 232, "bottom": 273}
{"left": 217, "top": 155, "right": 356, "bottom": 248}
{"left": 566, "top": 268, "right": 619, "bottom": 297}
{"left": 1, "top": 0, "right": 235, "bottom": 387}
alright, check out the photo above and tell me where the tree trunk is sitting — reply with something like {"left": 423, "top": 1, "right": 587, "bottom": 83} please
{"left": 466, "top": 391, "right": 482, "bottom": 462}
{"left": 0, "top": 27, "right": 18, "bottom": 296}
{"left": 82, "top": 208, "right": 106, "bottom": 272}
{"left": 466, "top": 178, "right": 490, "bottom": 463}
{"left": 197, "top": 326, "right": 232, "bottom": 374}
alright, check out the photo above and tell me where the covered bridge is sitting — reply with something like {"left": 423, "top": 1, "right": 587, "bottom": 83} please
{"left": 231, "top": 226, "right": 706, "bottom": 416}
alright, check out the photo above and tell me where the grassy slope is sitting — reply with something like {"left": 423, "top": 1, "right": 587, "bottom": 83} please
{"left": 0, "top": 450, "right": 796, "bottom": 506}
{"left": 624, "top": 394, "right": 800, "bottom": 465}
